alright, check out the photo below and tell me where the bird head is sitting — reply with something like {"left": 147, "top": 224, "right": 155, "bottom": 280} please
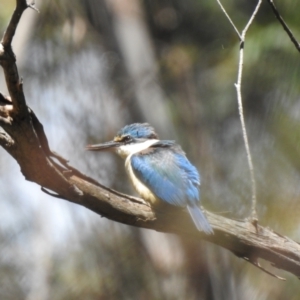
{"left": 86, "top": 123, "right": 159, "bottom": 158}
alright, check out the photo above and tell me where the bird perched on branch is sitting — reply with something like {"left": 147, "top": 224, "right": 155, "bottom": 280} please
{"left": 86, "top": 123, "right": 213, "bottom": 234}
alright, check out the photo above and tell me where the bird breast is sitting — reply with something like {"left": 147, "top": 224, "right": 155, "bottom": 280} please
{"left": 125, "top": 156, "right": 159, "bottom": 205}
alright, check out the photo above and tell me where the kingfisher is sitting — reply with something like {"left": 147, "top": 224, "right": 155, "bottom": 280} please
{"left": 86, "top": 123, "right": 213, "bottom": 234}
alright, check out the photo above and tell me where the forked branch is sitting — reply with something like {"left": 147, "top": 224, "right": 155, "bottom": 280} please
{"left": 216, "top": 0, "right": 262, "bottom": 220}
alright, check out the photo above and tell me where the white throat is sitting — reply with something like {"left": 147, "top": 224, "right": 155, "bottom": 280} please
{"left": 116, "top": 139, "right": 159, "bottom": 159}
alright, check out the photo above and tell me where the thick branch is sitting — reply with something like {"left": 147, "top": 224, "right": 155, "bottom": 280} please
{"left": 0, "top": 0, "right": 29, "bottom": 117}
{"left": 1, "top": 0, "right": 28, "bottom": 47}
{"left": 0, "top": 0, "right": 300, "bottom": 280}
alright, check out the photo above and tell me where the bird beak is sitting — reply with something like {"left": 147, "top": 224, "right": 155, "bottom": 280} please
{"left": 86, "top": 140, "right": 121, "bottom": 151}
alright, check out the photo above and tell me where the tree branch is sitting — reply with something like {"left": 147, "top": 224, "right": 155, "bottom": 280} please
{"left": 0, "top": 0, "right": 30, "bottom": 117}
{"left": 216, "top": 0, "right": 241, "bottom": 41}
{"left": 266, "top": 0, "right": 300, "bottom": 53}
{"left": 216, "top": 0, "right": 262, "bottom": 221}
{"left": 0, "top": 0, "right": 300, "bottom": 280}
{"left": 1, "top": 0, "right": 28, "bottom": 48}
{"left": 234, "top": 0, "right": 262, "bottom": 221}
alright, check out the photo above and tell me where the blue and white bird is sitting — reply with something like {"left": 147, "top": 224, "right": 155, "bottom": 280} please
{"left": 86, "top": 123, "right": 213, "bottom": 234}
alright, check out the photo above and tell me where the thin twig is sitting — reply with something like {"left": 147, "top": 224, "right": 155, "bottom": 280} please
{"left": 28, "top": 1, "right": 40, "bottom": 13}
{"left": 41, "top": 187, "right": 68, "bottom": 200}
{"left": 241, "top": 1, "right": 262, "bottom": 36}
{"left": 266, "top": 0, "right": 300, "bottom": 53}
{"left": 217, "top": 0, "right": 262, "bottom": 220}
{"left": 216, "top": 0, "right": 242, "bottom": 40}
{"left": 243, "top": 257, "right": 286, "bottom": 281}
{"left": 235, "top": 0, "right": 262, "bottom": 220}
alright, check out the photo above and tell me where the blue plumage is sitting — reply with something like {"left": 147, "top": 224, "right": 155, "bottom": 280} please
{"left": 131, "top": 142, "right": 197, "bottom": 207}
{"left": 117, "top": 123, "right": 157, "bottom": 140}
{"left": 87, "top": 123, "right": 213, "bottom": 234}
{"left": 187, "top": 205, "right": 213, "bottom": 234}
{"left": 131, "top": 141, "right": 213, "bottom": 234}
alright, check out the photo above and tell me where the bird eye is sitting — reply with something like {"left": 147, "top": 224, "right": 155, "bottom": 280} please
{"left": 123, "top": 135, "right": 132, "bottom": 144}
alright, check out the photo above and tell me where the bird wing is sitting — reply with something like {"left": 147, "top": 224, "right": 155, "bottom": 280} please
{"left": 130, "top": 141, "right": 200, "bottom": 207}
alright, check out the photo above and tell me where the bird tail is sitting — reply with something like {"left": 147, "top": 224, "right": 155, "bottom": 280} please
{"left": 187, "top": 205, "right": 214, "bottom": 235}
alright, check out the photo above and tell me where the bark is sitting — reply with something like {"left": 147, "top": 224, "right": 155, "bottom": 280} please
{"left": 0, "top": 0, "right": 300, "bottom": 280}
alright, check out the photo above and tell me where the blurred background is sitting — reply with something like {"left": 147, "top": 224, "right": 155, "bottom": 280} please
{"left": 1, "top": 0, "right": 300, "bottom": 299}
